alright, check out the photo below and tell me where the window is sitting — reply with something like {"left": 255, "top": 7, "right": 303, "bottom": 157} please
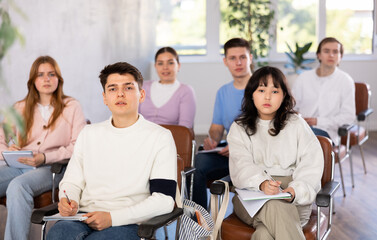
{"left": 156, "top": 0, "right": 376, "bottom": 59}
{"left": 276, "top": 0, "right": 318, "bottom": 53}
{"left": 326, "top": 0, "right": 374, "bottom": 54}
{"left": 156, "top": 0, "right": 206, "bottom": 55}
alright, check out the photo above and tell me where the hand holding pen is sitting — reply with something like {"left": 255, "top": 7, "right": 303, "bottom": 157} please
{"left": 58, "top": 190, "right": 78, "bottom": 216}
{"left": 261, "top": 170, "right": 283, "bottom": 195}
{"left": 203, "top": 132, "right": 218, "bottom": 150}
{"left": 263, "top": 170, "right": 294, "bottom": 200}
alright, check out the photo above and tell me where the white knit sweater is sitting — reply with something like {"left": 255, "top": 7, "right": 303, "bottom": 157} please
{"left": 228, "top": 114, "right": 323, "bottom": 205}
{"left": 59, "top": 115, "right": 177, "bottom": 226}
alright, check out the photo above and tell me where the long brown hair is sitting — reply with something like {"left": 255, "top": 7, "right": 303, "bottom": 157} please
{"left": 19, "top": 56, "right": 68, "bottom": 147}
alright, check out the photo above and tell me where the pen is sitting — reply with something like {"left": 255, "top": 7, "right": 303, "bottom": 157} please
{"left": 63, "top": 190, "right": 71, "bottom": 205}
{"left": 208, "top": 132, "right": 214, "bottom": 146}
{"left": 263, "top": 170, "right": 284, "bottom": 192}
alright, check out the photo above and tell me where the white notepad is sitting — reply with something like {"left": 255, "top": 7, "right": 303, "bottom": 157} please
{"left": 43, "top": 213, "right": 88, "bottom": 221}
{"left": 1, "top": 151, "right": 36, "bottom": 169}
{"left": 236, "top": 188, "right": 292, "bottom": 217}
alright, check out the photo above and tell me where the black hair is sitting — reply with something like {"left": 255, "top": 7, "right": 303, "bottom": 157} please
{"left": 99, "top": 62, "right": 143, "bottom": 91}
{"left": 235, "top": 66, "right": 296, "bottom": 136}
{"left": 224, "top": 38, "right": 251, "bottom": 56}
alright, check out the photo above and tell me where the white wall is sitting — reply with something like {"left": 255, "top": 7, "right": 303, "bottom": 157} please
{"left": 1, "top": 0, "right": 156, "bottom": 123}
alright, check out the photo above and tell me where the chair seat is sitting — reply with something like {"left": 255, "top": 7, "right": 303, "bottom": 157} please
{"left": 0, "top": 190, "right": 58, "bottom": 208}
{"left": 333, "top": 145, "right": 347, "bottom": 163}
{"left": 222, "top": 209, "right": 327, "bottom": 240}
{"left": 341, "top": 125, "right": 366, "bottom": 146}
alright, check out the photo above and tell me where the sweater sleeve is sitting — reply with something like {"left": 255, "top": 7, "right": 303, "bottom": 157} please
{"left": 109, "top": 130, "right": 177, "bottom": 226}
{"left": 58, "top": 126, "right": 87, "bottom": 205}
{"left": 228, "top": 123, "right": 267, "bottom": 190}
{"left": 178, "top": 85, "right": 196, "bottom": 128}
{"left": 44, "top": 100, "right": 86, "bottom": 164}
{"left": 289, "top": 122, "right": 324, "bottom": 205}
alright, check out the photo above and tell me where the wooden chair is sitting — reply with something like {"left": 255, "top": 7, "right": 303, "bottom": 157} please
{"left": 160, "top": 125, "right": 196, "bottom": 200}
{"left": 212, "top": 136, "right": 339, "bottom": 240}
{"left": 341, "top": 82, "right": 373, "bottom": 177}
{"left": 32, "top": 124, "right": 190, "bottom": 240}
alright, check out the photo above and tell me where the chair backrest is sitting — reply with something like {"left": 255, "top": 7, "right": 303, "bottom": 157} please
{"left": 161, "top": 125, "right": 194, "bottom": 169}
{"left": 355, "top": 82, "right": 371, "bottom": 115}
{"left": 317, "top": 135, "right": 334, "bottom": 187}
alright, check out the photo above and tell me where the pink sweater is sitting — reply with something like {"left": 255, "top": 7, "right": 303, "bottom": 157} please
{"left": 0, "top": 98, "right": 86, "bottom": 164}
{"left": 139, "top": 81, "right": 196, "bottom": 128}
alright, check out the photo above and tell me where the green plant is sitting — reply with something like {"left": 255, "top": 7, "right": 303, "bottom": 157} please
{"left": 223, "top": 0, "right": 275, "bottom": 69}
{"left": 284, "top": 42, "right": 315, "bottom": 74}
{"left": 0, "top": 0, "right": 25, "bottom": 143}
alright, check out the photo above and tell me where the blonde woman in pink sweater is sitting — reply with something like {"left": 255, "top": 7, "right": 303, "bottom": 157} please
{"left": 0, "top": 56, "right": 86, "bottom": 240}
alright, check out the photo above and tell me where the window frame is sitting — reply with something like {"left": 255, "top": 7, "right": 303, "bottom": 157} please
{"left": 178, "top": 0, "right": 377, "bottom": 63}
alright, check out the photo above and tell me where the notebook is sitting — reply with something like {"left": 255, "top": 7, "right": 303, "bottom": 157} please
{"left": 1, "top": 151, "right": 36, "bottom": 169}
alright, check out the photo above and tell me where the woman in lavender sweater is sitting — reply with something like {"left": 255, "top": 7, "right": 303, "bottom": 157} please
{"left": 139, "top": 47, "right": 196, "bottom": 129}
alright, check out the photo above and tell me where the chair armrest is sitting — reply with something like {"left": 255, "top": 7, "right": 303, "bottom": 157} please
{"left": 210, "top": 175, "right": 231, "bottom": 195}
{"left": 337, "top": 124, "right": 354, "bottom": 137}
{"left": 137, "top": 207, "right": 183, "bottom": 239}
{"left": 183, "top": 167, "right": 196, "bottom": 176}
{"left": 357, "top": 108, "right": 374, "bottom": 121}
{"left": 50, "top": 161, "right": 69, "bottom": 174}
{"left": 31, "top": 202, "right": 59, "bottom": 224}
{"left": 315, "top": 181, "right": 340, "bottom": 208}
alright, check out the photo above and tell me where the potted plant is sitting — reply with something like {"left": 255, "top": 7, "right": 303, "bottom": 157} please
{"left": 0, "top": 1, "right": 25, "bottom": 143}
{"left": 284, "top": 42, "right": 315, "bottom": 74}
{"left": 222, "top": 0, "right": 275, "bottom": 70}
{"left": 284, "top": 42, "right": 315, "bottom": 88}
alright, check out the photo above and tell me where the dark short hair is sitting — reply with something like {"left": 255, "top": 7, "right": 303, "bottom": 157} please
{"left": 224, "top": 38, "right": 251, "bottom": 56}
{"left": 99, "top": 62, "right": 143, "bottom": 91}
{"left": 316, "top": 37, "right": 344, "bottom": 58}
{"left": 236, "top": 66, "right": 295, "bottom": 136}
{"left": 155, "top": 47, "right": 179, "bottom": 64}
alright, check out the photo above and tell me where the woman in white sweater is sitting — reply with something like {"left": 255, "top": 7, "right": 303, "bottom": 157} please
{"left": 227, "top": 66, "right": 324, "bottom": 240}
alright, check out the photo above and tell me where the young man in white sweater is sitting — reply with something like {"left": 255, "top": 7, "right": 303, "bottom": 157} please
{"left": 47, "top": 62, "right": 177, "bottom": 240}
{"left": 292, "top": 37, "right": 355, "bottom": 145}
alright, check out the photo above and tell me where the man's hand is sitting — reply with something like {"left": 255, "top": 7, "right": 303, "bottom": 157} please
{"left": 18, "top": 153, "right": 45, "bottom": 167}
{"left": 304, "top": 117, "right": 317, "bottom": 126}
{"left": 218, "top": 145, "right": 229, "bottom": 157}
{"left": 260, "top": 180, "right": 282, "bottom": 195}
{"left": 84, "top": 212, "right": 112, "bottom": 231}
{"left": 203, "top": 137, "right": 218, "bottom": 150}
{"left": 58, "top": 198, "right": 78, "bottom": 216}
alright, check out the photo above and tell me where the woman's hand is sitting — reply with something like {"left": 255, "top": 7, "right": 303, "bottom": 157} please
{"left": 283, "top": 187, "right": 295, "bottom": 202}
{"left": 58, "top": 198, "right": 79, "bottom": 216}
{"left": 18, "top": 153, "right": 45, "bottom": 167}
{"left": 8, "top": 144, "right": 21, "bottom": 151}
{"left": 260, "top": 180, "right": 282, "bottom": 195}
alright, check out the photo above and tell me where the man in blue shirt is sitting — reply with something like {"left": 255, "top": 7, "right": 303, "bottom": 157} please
{"left": 193, "top": 38, "right": 252, "bottom": 208}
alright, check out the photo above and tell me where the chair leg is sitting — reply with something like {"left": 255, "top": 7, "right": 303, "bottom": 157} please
{"left": 175, "top": 216, "right": 181, "bottom": 240}
{"left": 349, "top": 153, "right": 355, "bottom": 188}
{"left": 41, "top": 222, "right": 48, "bottom": 240}
{"left": 359, "top": 144, "right": 367, "bottom": 174}
{"left": 164, "top": 225, "right": 168, "bottom": 240}
{"left": 338, "top": 160, "right": 346, "bottom": 197}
